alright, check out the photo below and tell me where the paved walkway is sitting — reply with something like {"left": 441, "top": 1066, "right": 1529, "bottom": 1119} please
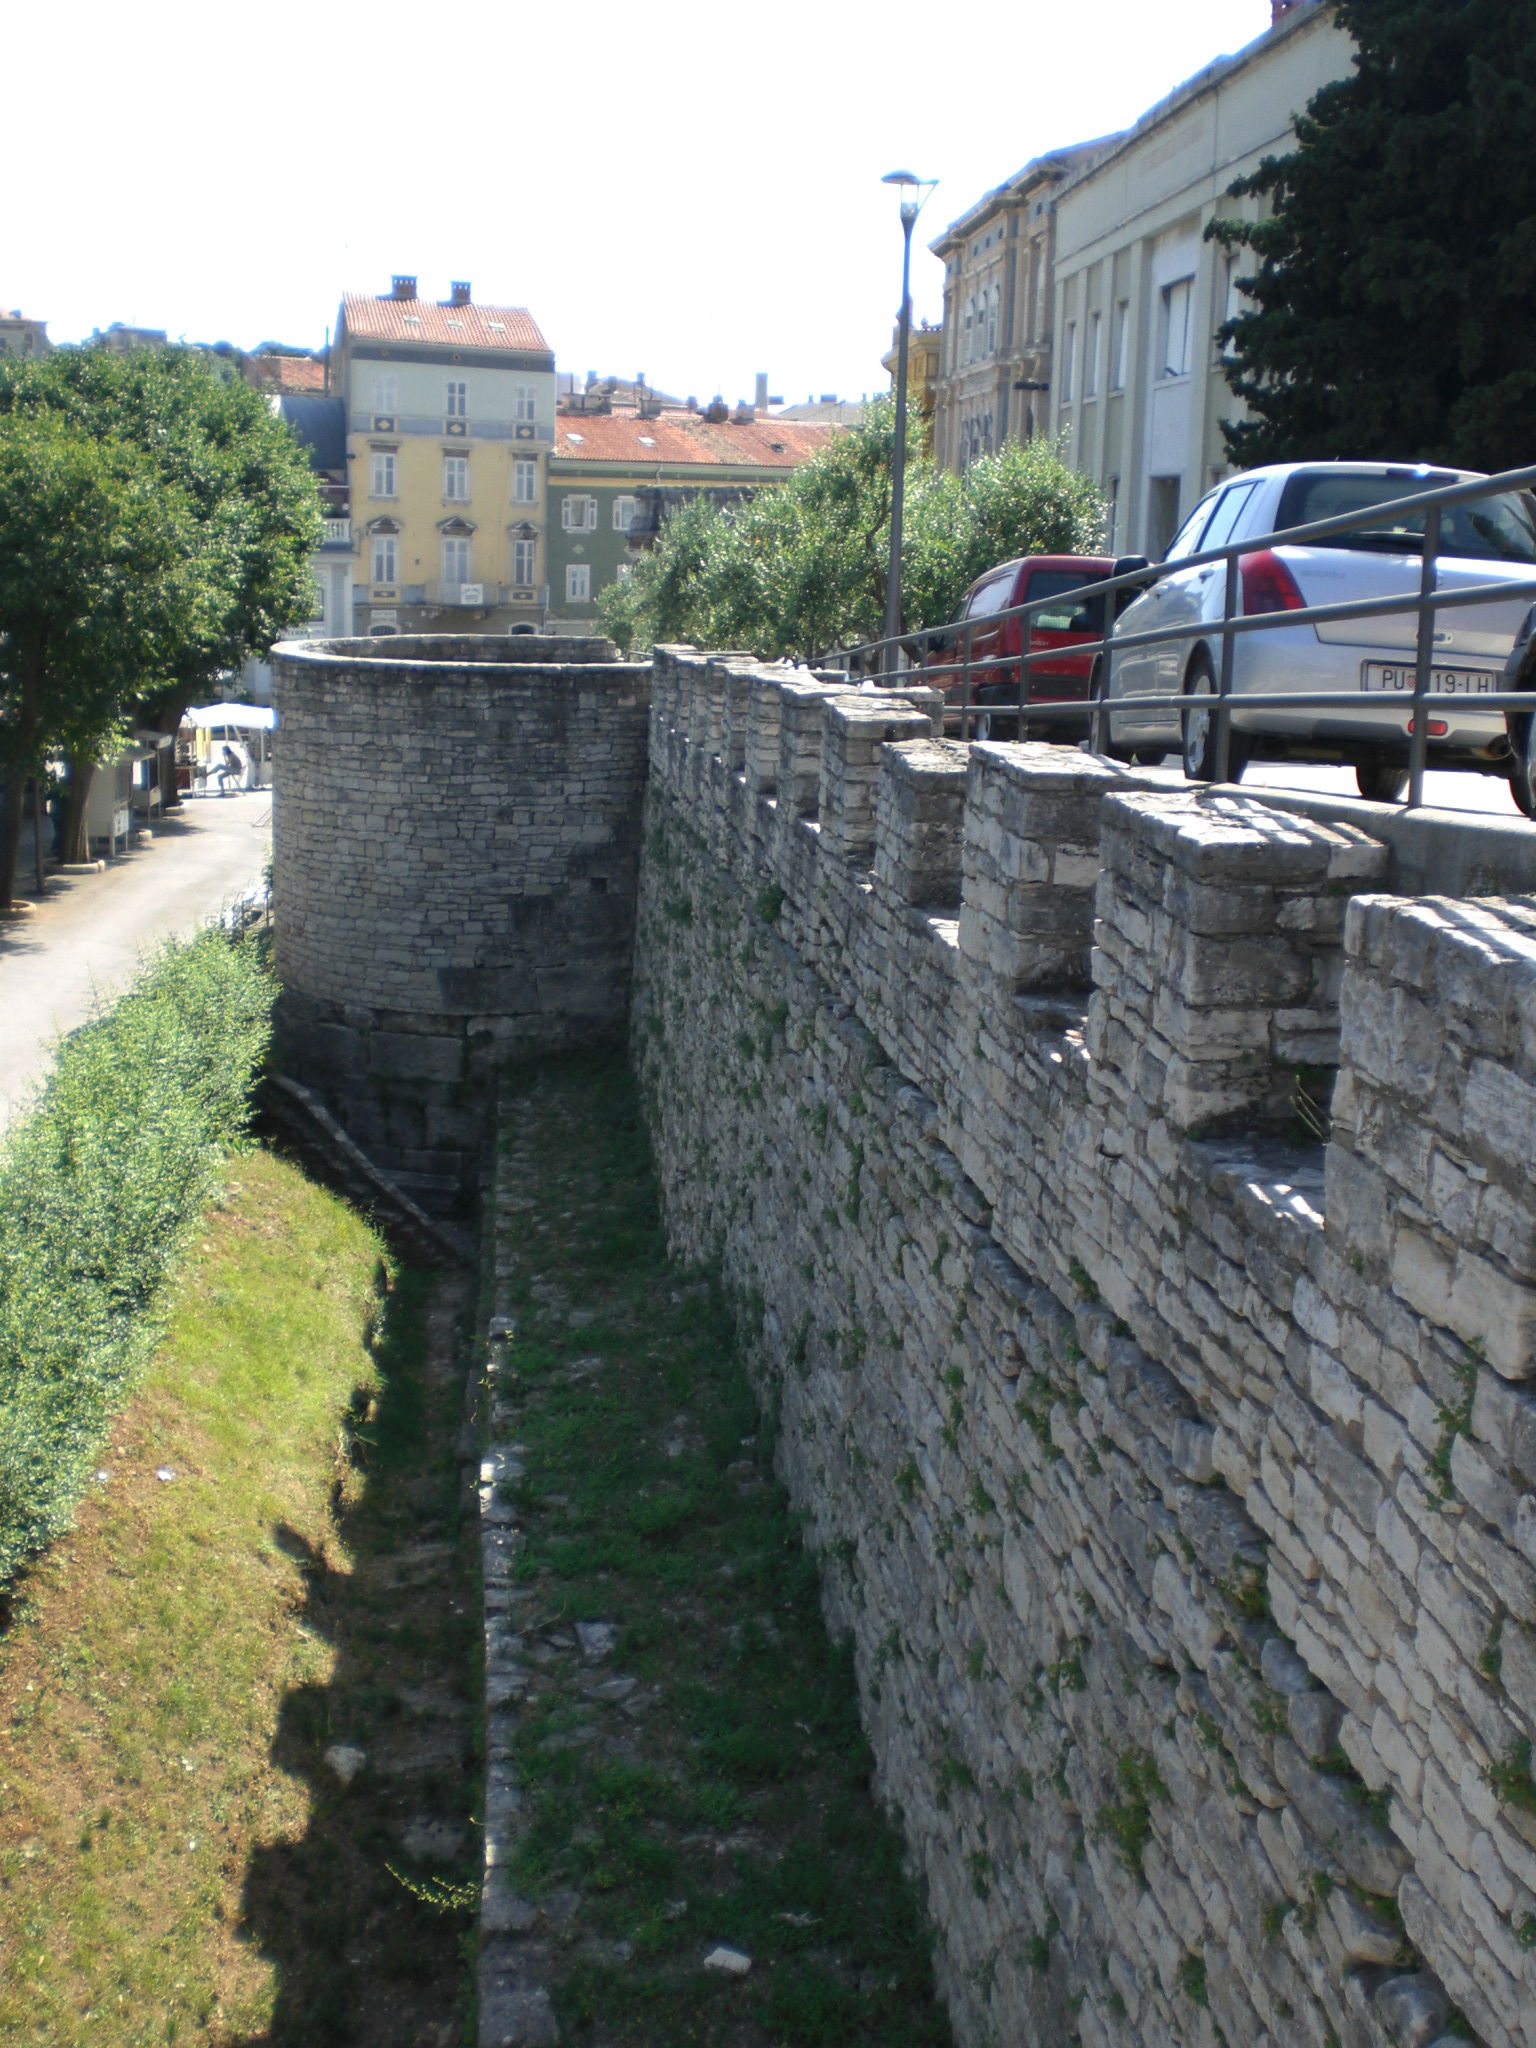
{"left": 1242, "top": 759, "right": 1527, "bottom": 816}
{"left": 0, "top": 790, "right": 273, "bottom": 1135}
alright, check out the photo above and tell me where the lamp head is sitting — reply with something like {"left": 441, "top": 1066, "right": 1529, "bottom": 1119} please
{"left": 882, "top": 169, "right": 937, "bottom": 225}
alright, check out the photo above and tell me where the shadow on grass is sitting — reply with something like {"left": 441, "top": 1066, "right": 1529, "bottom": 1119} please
{"left": 229, "top": 1259, "right": 481, "bottom": 2048}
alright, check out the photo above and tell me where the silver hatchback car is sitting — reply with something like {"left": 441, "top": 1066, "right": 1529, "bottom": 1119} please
{"left": 1102, "top": 461, "right": 1536, "bottom": 800}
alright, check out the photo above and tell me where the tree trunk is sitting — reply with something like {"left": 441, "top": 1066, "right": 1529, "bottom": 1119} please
{"left": 137, "top": 684, "right": 196, "bottom": 813}
{"left": 0, "top": 634, "right": 44, "bottom": 911}
{"left": 0, "top": 765, "right": 27, "bottom": 912}
{"left": 61, "top": 749, "right": 94, "bottom": 865}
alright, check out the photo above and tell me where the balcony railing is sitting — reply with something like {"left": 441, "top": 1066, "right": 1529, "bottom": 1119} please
{"left": 416, "top": 581, "right": 550, "bottom": 610}
{"left": 321, "top": 518, "right": 351, "bottom": 546}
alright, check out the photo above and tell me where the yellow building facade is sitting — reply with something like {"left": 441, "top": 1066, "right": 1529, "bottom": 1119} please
{"left": 335, "top": 277, "right": 557, "bottom": 635}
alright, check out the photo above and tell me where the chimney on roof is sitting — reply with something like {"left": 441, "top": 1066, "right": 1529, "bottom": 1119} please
{"left": 732, "top": 402, "right": 755, "bottom": 424}
{"left": 391, "top": 275, "right": 418, "bottom": 301}
{"left": 705, "top": 396, "right": 729, "bottom": 423}
{"left": 755, "top": 372, "right": 768, "bottom": 412}
{"left": 449, "top": 281, "right": 471, "bottom": 306}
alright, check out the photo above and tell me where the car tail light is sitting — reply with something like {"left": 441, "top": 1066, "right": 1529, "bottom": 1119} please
{"left": 1406, "top": 717, "right": 1449, "bottom": 737}
{"left": 1240, "top": 550, "right": 1306, "bottom": 615}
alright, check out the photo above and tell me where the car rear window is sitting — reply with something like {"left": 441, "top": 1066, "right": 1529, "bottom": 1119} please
{"left": 1276, "top": 471, "right": 1536, "bottom": 563}
{"left": 1027, "top": 569, "right": 1106, "bottom": 633}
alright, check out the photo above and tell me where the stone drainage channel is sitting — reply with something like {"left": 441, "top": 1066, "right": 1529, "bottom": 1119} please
{"left": 477, "top": 1291, "right": 561, "bottom": 2048}
{"left": 474, "top": 1327, "right": 759, "bottom": 2047}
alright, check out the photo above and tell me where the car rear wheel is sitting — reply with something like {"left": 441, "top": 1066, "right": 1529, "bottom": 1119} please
{"left": 974, "top": 710, "right": 1019, "bottom": 743}
{"left": 1510, "top": 712, "right": 1536, "bottom": 818}
{"left": 1181, "top": 656, "right": 1249, "bottom": 783}
{"left": 1089, "top": 661, "right": 1135, "bottom": 762}
{"left": 1355, "top": 763, "right": 1409, "bottom": 804}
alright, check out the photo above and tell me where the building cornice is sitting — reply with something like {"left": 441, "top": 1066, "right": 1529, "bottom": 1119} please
{"left": 344, "top": 338, "right": 555, "bottom": 375}
{"left": 1054, "top": 0, "right": 1336, "bottom": 198}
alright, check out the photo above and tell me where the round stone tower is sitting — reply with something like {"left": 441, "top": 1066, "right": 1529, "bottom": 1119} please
{"left": 270, "top": 633, "right": 650, "bottom": 1204}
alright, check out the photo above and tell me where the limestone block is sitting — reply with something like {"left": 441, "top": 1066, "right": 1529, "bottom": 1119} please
{"left": 820, "top": 700, "right": 937, "bottom": 863}
{"left": 1327, "top": 1884, "right": 1411, "bottom": 1966}
{"left": 366, "top": 1029, "right": 466, "bottom": 1083}
{"left": 1288, "top": 1690, "right": 1345, "bottom": 1762}
{"left": 1152, "top": 1552, "right": 1226, "bottom": 1665}
{"left": 1180, "top": 1486, "right": 1266, "bottom": 1588}
{"left": 1272, "top": 1738, "right": 1409, "bottom": 1896}
{"left": 1173, "top": 1418, "right": 1217, "bottom": 1484}
{"left": 1164, "top": 930, "right": 1314, "bottom": 1010}
{"left": 1499, "top": 1621, "right": 1536, "bottom": 1727}
{"left": 874, "top": 740, "right": 969, "bottom": 910}
{"left": 1371, "top": 1971, "right": 1448, "bottom": 2048}
{"left": 775, "top": 680, "right": 845, "bottom": 816}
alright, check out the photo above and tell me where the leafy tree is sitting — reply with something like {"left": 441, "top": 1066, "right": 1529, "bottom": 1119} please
{"left": 0, "top": 411, "right": 202, "bottom": 908}
{"left": 901, "top": 437, "right": 1108, "bottom": 633}
{"left": 0, "top": 347, "right": 319, "bottom": 870}
{"left": 601, "top": 398, "right": 1104, "bottom": 659}
{"left": 1208, "top": 0, "right": 1536, "bottom": 469}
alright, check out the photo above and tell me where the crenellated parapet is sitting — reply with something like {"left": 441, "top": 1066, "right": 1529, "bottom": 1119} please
{"left": 635, "top": 647, "right": 1536, "bottom": 2048}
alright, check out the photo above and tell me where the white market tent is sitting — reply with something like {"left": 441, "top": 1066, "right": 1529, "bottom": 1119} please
{"left": 183, "top": 702, "right": 275, "bottom": 730}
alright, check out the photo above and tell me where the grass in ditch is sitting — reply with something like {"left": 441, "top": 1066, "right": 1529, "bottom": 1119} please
{"left": 0, "top": 1147, "right": 479, "bottom": 2047}
{"left": 493, "top": 1052, "right": 950, "bottom": 2048}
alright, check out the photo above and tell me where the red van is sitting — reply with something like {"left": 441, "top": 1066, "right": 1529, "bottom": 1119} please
{"left": 926, "top": 554, "right": 1115, "bottom": 739}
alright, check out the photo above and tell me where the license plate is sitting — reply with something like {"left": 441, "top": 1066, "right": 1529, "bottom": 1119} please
{"left": 1361, "top": 661, "right": 1498, "bottom": 695}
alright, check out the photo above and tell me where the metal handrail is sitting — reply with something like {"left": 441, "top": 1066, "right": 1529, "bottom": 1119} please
{"left": 817, "top": 461, "right": 1536, "bottom": 808}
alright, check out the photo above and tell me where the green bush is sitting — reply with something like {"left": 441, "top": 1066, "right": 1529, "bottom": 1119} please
{"left": 0, "top": 928, "right": 273, "bottom": 1582}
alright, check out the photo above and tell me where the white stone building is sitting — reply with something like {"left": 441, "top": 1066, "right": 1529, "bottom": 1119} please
{"left": 1048, "top": 0, "right": 1353, "bottom": 556}
{"left": 929, "top": 143, "right": 1113, "bottom": 475}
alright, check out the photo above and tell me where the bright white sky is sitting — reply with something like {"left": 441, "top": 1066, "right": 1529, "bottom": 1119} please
{"left": 10, "top": 0, "right": 1278, "bottom": 405}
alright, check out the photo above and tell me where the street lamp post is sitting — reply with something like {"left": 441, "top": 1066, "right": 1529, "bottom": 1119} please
{"left": 881, "top": 170, "right": 935, "bottom": 673}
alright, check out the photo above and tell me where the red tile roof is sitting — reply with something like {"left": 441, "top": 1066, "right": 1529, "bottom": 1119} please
{"left": 341, "top": 294, "right": 550, "bottom": 354}
{"left": 552, "top": 410, "right": 835, "bottom": 470}
{"left": 250, "top": 355, "right": 326, "bottom": 393}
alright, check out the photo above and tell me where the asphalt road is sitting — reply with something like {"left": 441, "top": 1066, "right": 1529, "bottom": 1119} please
{"left": 0, "top": 789, "right": 272, "bottom": 1135}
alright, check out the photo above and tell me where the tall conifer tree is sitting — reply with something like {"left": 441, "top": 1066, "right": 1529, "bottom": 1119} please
{"left": 1210, "top": 0, "right": 1536, "bottom": 470}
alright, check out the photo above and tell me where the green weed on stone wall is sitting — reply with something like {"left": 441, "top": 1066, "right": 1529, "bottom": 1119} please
{"left": 0, "top": 928, "right": 274, "bottom": 1583}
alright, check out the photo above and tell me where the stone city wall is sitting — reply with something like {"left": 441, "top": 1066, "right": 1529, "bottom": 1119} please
{"left": 271, "top": 635, "right": 649, "bottom": 1202}
{"left": 631, "top": 647, "right": 1536, "bottom": 2048}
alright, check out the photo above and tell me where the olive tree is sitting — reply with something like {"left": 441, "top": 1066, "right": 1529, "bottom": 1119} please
{"left": 601, "top": 399, "right": 1105, "bottom": 661}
